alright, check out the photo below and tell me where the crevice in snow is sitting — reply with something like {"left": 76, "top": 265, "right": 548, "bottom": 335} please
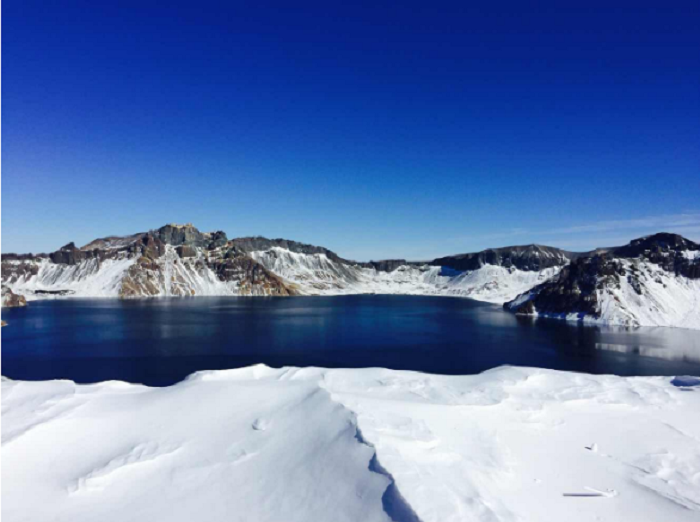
{"left": 354, "top": 426, "right": 423, "bottom": 522}
{"left": 316, "top": 382, "right": 423, "bottom": 522}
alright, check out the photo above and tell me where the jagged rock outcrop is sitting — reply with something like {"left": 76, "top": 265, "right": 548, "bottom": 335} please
{"left": 210, "top": 255, "right": 293, "bottom": 296}
{"left": 1, "top": 286, "right": 27, "bottom": 308}
{"left": 1, "top": 258, "right": 40, "bottom": 285}
{"left": 611, "top": 233, "right": 700, "bottom": 279}
{"left": 153, "top": 224, "right": 228, "bottom": 250}
{"left": 153, "top": 223, "right": 207, "bottom": 247}
{"left": 505, "top": 233, "right": 700, "bottom": 328}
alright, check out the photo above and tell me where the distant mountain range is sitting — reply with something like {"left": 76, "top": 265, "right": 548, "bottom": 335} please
{"left": 2, "top": 224, "right": 699, "bottom": 329}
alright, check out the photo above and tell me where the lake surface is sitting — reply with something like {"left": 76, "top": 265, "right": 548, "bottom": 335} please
{"left": 2, "top": 296, "right": 700, "bottom": 385}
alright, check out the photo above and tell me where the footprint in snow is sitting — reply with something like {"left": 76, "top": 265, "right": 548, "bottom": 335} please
{"left": 252, "top": 418, "right": 271, "bottom": 431}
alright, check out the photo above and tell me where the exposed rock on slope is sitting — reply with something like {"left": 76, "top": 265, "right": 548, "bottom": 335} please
{"left": 2, "top": 224, "right": 294, "bottom": 299}
{"left": 433, "top": 244, "right": 577, "bottom": 272}
{"left": 1, "top": 286, "right": 27, "bottom": 308}
{"left": 505, "top": 233, "right": 700, "bottom": 329}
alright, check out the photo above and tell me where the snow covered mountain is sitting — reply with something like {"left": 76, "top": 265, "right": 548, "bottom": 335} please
{"left": 4, "top": 224, "right": 698, "bottom": 328}
{"left": 1, "top": 223, "right": 571, "bottom": 304}
{"left": 505, "top": 233, "right": 700, "bottom": 329}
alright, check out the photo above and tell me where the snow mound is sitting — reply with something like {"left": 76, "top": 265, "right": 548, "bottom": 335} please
{"left": 4, "top": 365, "right": 700, "bottom": 522}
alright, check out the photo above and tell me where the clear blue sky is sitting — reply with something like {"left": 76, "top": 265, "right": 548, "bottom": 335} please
{"left": 3, "top": 1, "right": 699, "bottom": 260}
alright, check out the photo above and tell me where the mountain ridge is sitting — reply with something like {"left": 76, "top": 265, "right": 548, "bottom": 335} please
{"left": 3, "top": 222, "right": 594, "bottom": 268}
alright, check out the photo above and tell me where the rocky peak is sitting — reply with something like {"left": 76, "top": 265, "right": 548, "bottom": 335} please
{"left": 50, "top": 242, "right": 85, "bottom": 265}
{"left": 206, "top": 231, "right": 229, "bottom": 250}
{"left": 612, "top": 233, "right": 700, "bottom": 259}
{"left": 154, "top": 224, "right": 228, "bottom": 250}
{"left": 154, "top": 224, "right": 205, "bottom": 247}
{"left": 602, "top": 233, "right": 700, "bottom": 279}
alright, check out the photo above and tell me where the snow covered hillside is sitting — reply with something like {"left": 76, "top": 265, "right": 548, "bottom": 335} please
{"left": 3, "top": 365, "right": 700, "bottom": 522}
{"left": 506, "top": 233, "right": 700, "bottom": 329}
{"left": 249, "top": 246, "right": 562, "bottom": 302}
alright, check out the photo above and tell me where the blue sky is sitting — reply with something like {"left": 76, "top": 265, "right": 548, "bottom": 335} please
{"left": 3, "top": 1, "right": 699, "bottom": 260}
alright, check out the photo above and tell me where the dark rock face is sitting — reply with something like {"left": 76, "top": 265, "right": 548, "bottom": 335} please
{"left": 153, "top": 224, "right": 228, "bottom": 250}
{"left": 176, "top": 245, "right": 197, "bottom": 258}
{"left": 1, "top": 259, "right": 40, "bottom": 285}
{"left": 154, "top": 224, "right": 208, "bottom": 248}
{"left": 366, "top": 259, "right": 411, "bottom": 272}
{"left": 50, "top": 243, "right": 89, "bottom": 265}
{"left": 505, "top": 254, "right": 624, "bottom": 317}
{"left": 210, "top": 255, "right": 294, "bottom": 295}
{"left": 135, "top": 234, "right": 167, "bottom": 260}
{"left": 612, "top": 233, "right": 700, "bottom": 279}
{"left": 1, "top": 253, "right": 49, "bottom": 261}
{"left": 432, "top": 245, "right": 575, "bottom": 272}
{"left": 207, "top": 231, "right": 229, "bottom": 250}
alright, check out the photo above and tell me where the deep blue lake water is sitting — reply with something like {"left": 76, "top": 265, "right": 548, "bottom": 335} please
{"left": 2, "top": 296, "right": 700, "bottom": 385}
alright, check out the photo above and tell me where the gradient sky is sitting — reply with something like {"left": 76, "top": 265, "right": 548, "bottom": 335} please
{"left": 3, "top": 1, "right": 699, "bottom": 260}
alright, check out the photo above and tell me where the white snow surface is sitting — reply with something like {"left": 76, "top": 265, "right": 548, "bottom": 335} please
{"left": 595, "top": 260, "right": 700, "bottom": 329}
{"left": 3, "top": 365, "right": 700, "bottom": 522}
{"left": 8, "top": 256, "right": 137, "bottom": 299}
{"left": 681, "top": 250, "right": 700, "bottom": 261}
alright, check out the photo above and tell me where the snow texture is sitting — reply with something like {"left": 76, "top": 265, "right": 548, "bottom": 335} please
{"left": 3, "top": 365, "right": 700, "bottom": 522}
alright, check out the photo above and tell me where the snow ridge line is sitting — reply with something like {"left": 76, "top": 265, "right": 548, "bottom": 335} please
{"left": 317, "top": 385, "right": 423, "bottom": 522}
{"left": 356, "top": 426, "right": 423, "bottom": 522}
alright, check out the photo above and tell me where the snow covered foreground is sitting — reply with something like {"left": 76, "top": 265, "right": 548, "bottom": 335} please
{"left": 3, "top": 365, "right": 700, "bottom": 522}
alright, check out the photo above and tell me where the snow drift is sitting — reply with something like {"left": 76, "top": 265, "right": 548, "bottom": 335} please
{"left": 3, "top": 365, "right": 700, "bottom": 522}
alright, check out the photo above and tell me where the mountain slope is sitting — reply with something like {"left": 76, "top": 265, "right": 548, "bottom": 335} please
{"left": 2, "top": 225, "right": 294, "bottom": 299}
{"left": 505, "top": 233, "right": 700, "bottom": 329}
